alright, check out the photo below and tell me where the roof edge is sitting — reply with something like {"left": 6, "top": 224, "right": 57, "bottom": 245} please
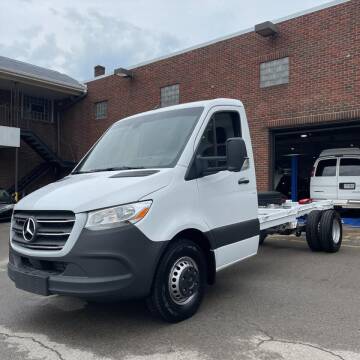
{"left": 0, "top": 69, "right": 86, "bottom": 95}
{"left": 85, "top": 0, "right": 350, "bottom": 84}
{"left": 0, "top": 56, "right": 85, "bottom": 92}
{"left": 129, "top": 0, "right": 350, "bottom": 70}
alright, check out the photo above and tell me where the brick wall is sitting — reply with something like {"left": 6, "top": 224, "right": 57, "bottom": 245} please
{"left": 62, "top": 0, "right": 360, "bottom": 191}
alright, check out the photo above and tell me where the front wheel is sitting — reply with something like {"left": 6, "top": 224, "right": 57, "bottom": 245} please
{"left": 146, "top": 239, "right": 206, "bottom": 323}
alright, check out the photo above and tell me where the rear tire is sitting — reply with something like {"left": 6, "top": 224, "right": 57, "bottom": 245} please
{"left": 306, "top": 210, "right": 323, "bottom": 251}
{"left": 319, "top": 210, "right": 342, "bottom": 253}
{"left": 146, "top": 239, "right": 206, "bottom": 323}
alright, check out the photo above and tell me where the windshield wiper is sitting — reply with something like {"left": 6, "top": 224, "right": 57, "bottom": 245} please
{"left": 73, "top": 166, "right": 145, "bottom": 174}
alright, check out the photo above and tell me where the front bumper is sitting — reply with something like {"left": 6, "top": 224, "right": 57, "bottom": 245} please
{"left": 8, "top": 224, "right": 167, "bottom": 300}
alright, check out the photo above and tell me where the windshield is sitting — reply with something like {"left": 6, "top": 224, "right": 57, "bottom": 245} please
{"left": 74, "top": 107, "right": 204, "bottom": 173}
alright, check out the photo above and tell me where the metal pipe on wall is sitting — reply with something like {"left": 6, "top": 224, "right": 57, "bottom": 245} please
{"left": 291, "top": 155, "right": 298, "bottom": 202}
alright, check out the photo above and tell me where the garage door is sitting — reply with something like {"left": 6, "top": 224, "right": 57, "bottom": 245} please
{"left": 271, "top": 121, "right": 360, "bottom": 200}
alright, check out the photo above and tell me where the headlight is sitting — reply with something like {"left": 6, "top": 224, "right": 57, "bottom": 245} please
{"left": 85, "top": 201, "right": 152, "bottom": 230}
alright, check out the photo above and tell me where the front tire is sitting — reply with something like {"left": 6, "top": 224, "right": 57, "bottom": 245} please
{"left": 146, "top": 239, "right": 206, "bottom": 323}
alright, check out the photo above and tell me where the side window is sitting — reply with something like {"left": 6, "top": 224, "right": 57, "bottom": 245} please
{"left": 339, "top": 158, "right": 360, "bottom": 176}
{"left": 198, "top": 111, "right": 241, "bottom": 169}
{"left": 315, "top": 159, "right": 337, "bottom": 177}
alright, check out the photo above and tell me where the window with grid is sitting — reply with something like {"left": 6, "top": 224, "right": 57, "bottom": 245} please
{"left": 260, "top": 57, "right": 289, "bottom": 88}
{"left": 95, "top": 101, "right": 108, "bottom": 119}
{"left": 23, "top": 95, "right": 52, "bottom": 122}
{"left": 160, "top": 84, "right": 179, "bottom": 107}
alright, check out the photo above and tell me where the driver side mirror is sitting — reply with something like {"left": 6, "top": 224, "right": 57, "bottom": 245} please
{"left": 193, "top": 137, "right": 248, "bottom": 178}
{"left": 227, "top": 137, "right": 248, "bottom": 172}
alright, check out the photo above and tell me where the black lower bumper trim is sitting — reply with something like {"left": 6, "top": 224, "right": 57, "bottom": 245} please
{"left": 8, "top": 263, "right": 49, "bottom": 296}
{"left": 8, "top": 224, "right": 168, "bottom": 300}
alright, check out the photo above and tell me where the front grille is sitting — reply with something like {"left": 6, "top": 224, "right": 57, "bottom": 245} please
{"left": 12, "top": 211, "right": 75, "bottom": 251}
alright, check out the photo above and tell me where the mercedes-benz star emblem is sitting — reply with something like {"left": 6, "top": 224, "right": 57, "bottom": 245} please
{"left": 22, "top": 217, "right": 37, "bottom": 242}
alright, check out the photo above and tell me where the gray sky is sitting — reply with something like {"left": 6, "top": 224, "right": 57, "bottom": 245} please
{"left": 0, "top": 0, "right": 332, "bottom": 81}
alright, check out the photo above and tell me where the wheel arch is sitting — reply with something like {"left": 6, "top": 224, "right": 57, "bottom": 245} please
{"left": 166, "top": 228, "right": 216, "bottom": 285}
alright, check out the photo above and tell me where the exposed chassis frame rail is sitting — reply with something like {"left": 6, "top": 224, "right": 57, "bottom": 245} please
{"left": 258, "top": 200, "right": 334, "bottom": 231}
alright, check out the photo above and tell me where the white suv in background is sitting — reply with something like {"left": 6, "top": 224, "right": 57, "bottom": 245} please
{"left": 310, "top": 148, "right": 360, "bottom": 208}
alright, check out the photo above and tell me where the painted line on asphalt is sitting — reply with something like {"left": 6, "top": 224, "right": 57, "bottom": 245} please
{"left": 0, "top": 260, "right": 8, "bottom": 272}
{"left": 0, "top": 260, "right": 7, "bottom": 270}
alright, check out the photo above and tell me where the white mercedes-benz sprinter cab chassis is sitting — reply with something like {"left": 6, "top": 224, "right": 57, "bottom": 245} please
{"left": 8, "top": 99, "right": 342, "bottom": 322}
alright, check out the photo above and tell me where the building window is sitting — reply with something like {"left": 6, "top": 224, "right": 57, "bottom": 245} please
{"left": 260, "top": 57, "right": 289, "bottom": 88}
{"left": 95, "top": 101, "right": 108, "bottom": 119}
{"left": 23, "top": 95, "right": 52, "bottom": 122}
{"left": 161, "top": 84, "right": 179, "bottom": 107}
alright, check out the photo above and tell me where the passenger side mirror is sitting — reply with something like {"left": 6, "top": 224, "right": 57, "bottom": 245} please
{"left": 227, "top": 137, "right": 248, "bottom": 172}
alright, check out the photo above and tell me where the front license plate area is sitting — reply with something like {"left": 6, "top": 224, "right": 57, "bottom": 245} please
{"left": 15, "top": 270, "right": 49, "bottom": 296}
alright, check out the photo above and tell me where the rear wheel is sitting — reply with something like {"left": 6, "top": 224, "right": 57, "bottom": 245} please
{"left": 146, "top": 239, "right": 206, "bottom": 323}
{"left": 319, "top": 210, "right": 342, "bottom": 253}
{"left": 306, "top": 210, "right": 323, "bottom": 251}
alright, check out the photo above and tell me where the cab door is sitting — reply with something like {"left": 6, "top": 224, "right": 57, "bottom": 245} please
{"left": 310, "top": 158, "right": 338, "bottom": 200}
{"left": 194, "top": 107, "right": 259, "bottom": 270}
{"left": 338, "top": 157, "right": 360, "bottom": 201}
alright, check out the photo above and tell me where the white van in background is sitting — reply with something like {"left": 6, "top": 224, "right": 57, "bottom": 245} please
{"left": 310, "top": 148, "right": 360, "bottom": 208}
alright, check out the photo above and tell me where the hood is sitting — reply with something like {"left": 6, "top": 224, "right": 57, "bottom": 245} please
{"left": 15, "top": 169, "right": 173, "bottom": 213}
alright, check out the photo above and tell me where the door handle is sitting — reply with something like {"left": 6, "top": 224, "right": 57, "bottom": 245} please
{"left": 238, "top": 178, "right": 250, "bottom": 185}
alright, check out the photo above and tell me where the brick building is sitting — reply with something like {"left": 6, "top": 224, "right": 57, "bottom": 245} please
{"left": 0, "top": 56, "right": 85, "bottom": 196}
{"left": 1, "top": 0, "right": 359, "bottom": 198}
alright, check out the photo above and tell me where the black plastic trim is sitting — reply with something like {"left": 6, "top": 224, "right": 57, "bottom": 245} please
{"left": 8, "top": 218, "right": 260, "bottom": 300}
{"left": 8, "top": 224, "right": 168, "bottom": 300}
{"left": 208, "top": 219, "right": 260, "bottom": 249}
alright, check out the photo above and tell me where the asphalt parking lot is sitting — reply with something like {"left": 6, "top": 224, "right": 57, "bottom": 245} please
{"left": 0, "top": 222, "right": 360, "bottom": 360}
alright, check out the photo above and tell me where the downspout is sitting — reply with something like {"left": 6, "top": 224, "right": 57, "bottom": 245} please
{"left": 57, "top": 91, "right": 87, "bottom": 160}
{"left": 57, "top": 110, "right": 60, "bottom": 155}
